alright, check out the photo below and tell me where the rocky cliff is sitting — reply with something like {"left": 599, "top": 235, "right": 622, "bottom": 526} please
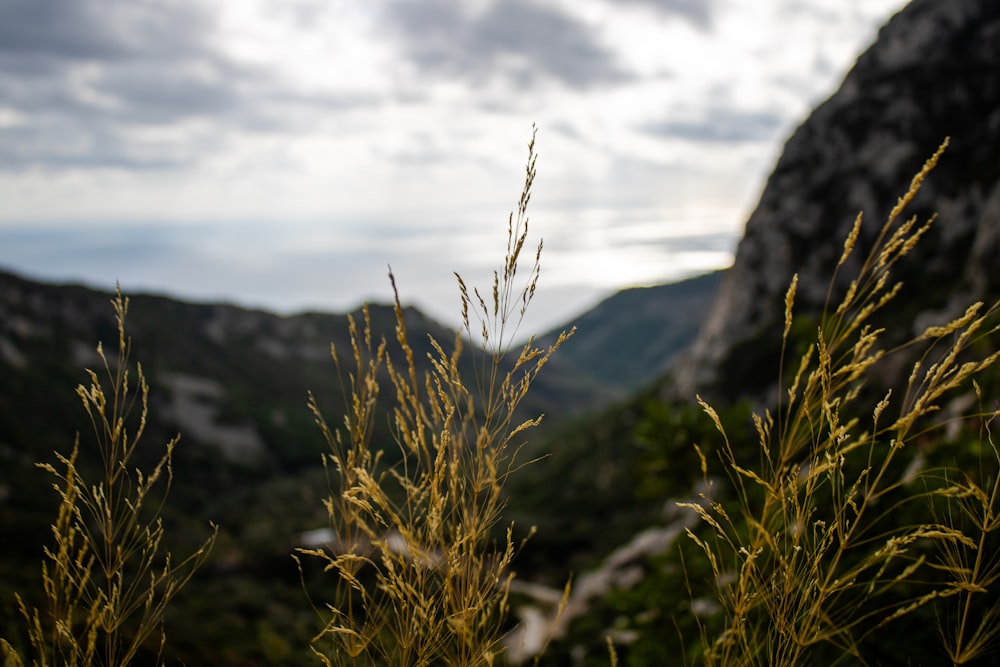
{"left": 671, "top": 0, "right": 1000, "bottom": 403}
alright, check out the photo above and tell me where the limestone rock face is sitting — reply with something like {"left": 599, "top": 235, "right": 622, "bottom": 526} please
{"left": 671, "top": 0, "right": 1000, "bottom": 404}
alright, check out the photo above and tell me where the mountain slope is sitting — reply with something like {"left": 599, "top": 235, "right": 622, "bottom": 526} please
{"left": 538, "top": 271, "right": 724, "bottom": 398}
{"left": 671, "top": 0, "right": 1000, "bottom": 405}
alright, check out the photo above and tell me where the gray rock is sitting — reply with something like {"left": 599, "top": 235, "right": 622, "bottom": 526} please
{"left": 671, "top": 0, "right": 1000, "bottom": 404}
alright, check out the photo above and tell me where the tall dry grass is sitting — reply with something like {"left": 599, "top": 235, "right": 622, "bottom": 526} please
{"left": 297, "top": 126, "right": 573, "bottom": 666}
{"left": 684, "top": 139, "right": 1000, "bottom": 665}
{"left": 1, "top": 290, "right": 217, "bottom": 667}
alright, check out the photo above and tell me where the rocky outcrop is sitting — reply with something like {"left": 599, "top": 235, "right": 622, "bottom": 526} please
{"left": 671, "top": 0, "right": 1000, "bottom": 404}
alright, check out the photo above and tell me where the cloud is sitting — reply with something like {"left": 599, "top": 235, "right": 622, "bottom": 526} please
{"left": 384, "top": 0, "right": 628, "bottom": 90}
{"left": 642, "top": 107, "right": 786, "bottom": 143}
{"left": 0, "top": 0, "right": 293, "bottom": 170}
{"left": 613, "top": 0, "right": 716, "bottom": 29}
{"left": 0, "top": 0, "right": 217, "bottom": 64}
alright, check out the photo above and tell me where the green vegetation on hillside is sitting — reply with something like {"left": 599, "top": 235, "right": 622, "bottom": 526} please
{"left": 538, "top": 271, "right": 723, "bottom": 397}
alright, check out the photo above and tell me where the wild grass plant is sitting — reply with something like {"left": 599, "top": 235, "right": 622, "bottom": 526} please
{"left": 928, "top": 407, "right": 1000, "bottom": 665}
{"left": 683, "top": 140, "right": 1000, "bottom": 665}
{"left": 0, "top": 290, "right": 217, "bottom": 666}
{"left": 297, "top": 126, "right": 574, "bottom": 666}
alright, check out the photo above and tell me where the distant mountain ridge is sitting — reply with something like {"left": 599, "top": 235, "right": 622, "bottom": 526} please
{"left": 0, "top": 263, "right": 723, "bottom": 442}
{"left": 0, "top": 266, "right": 615, "bottom": 466}
{"left": 539, "top": 271, "right": 723, "bottom": 398}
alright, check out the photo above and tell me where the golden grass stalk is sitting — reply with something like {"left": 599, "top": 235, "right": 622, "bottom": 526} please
{"left": 2, "top": 288, "right": 217, "bottom": 667}
{"left": 927, "top": 400, "right": 1000, "bottom": 666}
{"left": 688, "top": 140, "right": 1000, "bottom": 666}
{"left": 300, "top": 126, "right": 573, "bottom": 666}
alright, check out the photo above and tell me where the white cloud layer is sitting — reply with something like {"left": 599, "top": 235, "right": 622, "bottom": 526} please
{"left": 0, "top": 0, "right": 905, "bottom": 333}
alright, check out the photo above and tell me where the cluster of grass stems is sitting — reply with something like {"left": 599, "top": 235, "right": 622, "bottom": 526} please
{"left": 296, "top": 126, "right": 572, "bottom": 666}
{"left": 684, "top": 139, "right": 1000, "bottom": 665}
{"left": 0, "top": 292, "right": 217, "bottom": 666}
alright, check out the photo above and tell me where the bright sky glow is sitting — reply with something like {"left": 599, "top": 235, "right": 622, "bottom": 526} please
{"left": 0, "top": 0, "right": 906, "bottom": 334}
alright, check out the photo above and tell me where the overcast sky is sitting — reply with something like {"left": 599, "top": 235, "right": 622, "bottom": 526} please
{"left": 0, "top": 0, "right": 906, "bottom": 336}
